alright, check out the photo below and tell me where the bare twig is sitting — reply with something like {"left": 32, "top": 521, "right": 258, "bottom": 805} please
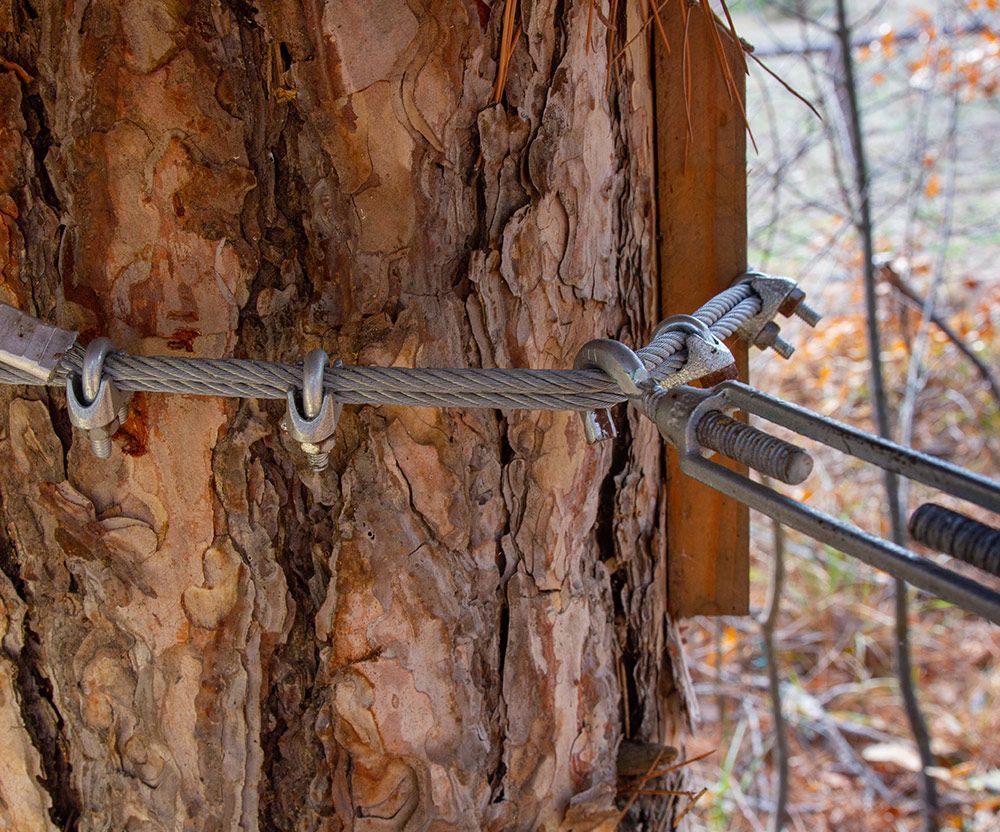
{"left": 782, "top": 685, "right": 895, "bottom": 802}
{"left": 880, "top": 261, "right": 1000, "bottom": 408}
{"left": 832, "top": 2, "right": 939, "bottom": 829}
{"left": 753, "top": 19, "right": 990, "bottom": 58}
{"left": 754, "top": 511, "right": 790, "bottom": 832}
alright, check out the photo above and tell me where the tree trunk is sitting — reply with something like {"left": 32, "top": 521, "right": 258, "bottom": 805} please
{"left": 0, "top": 1, "right": 690, "bottom": 829}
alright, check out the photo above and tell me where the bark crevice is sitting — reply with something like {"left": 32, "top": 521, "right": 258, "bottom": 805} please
{"left": 0, "top": 534, "right": 82, "bottom": 831}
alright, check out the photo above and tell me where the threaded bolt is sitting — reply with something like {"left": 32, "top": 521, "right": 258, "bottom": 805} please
{"left": 695, "top": 411, "right": 814, "bottom": 485}
{"left": 793, "top": 301, "right": 822, "bottom": 328}
{"left": 909, "top": 503, "right": 1000, "bottom": 578}
{"left": 90, "top": 432, "right": 113, "bottom": 459}
{"left": 754, "top": 322, "right": 796, "bottom": 360}
{"left": 779, "top": 288, "right": 823, "bottom": 328}
{"left": 306, "top": 451, "right": 331, "bottom": 472}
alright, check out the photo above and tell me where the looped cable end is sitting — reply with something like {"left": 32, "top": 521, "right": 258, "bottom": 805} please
{"left": 652, "top": 315, "right": 737, "bottom": 387}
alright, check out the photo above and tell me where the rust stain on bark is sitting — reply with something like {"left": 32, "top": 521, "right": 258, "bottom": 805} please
{"left": 118, "top": 392, "right": 150, "bottom": 457}
{"left": 166, "top": 328, "right": 199, "bottom": 353}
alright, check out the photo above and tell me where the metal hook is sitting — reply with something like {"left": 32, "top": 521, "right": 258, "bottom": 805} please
{"left": 283, "top": 348, "right": 342, "bottom": 472}
{"left": 573, "top": 339, "right": 649, "bottom": 444}
{"left": 66, "top": 337, "right": 130, "bottom": 459}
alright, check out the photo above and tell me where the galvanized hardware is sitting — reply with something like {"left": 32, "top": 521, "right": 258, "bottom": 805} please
{"left": 573, "top": 339, "right": 650, "bottom": 443}
{"left": 716, "top": 381, "right": 1000, "bottom": 514}
{"left": 652, "top": 315, "right": 738, "bottom": 387}
{"left": 695, "top": 410, "right": 813, "bottom": 485}
{"left": 0, "top": 303, "right": 77, "bottom": 381}
{"left": 66, "top": 337, "right": 131, "bottom": 459}
{"left": 909, "top": 504, "right": 1000, "bottom": 578}
{"left": 282, "top": 348, "right": 341, "bottom": 471}
{"left": 643, "top": 385, "right": 813, "bottom": 485}
{"left": 753, "top": 321, "right": 795, "bottom": 360}
{"left": 646, "top": 379, "right": 1000, "bottom": 624}
{"left": 779, "top": 286, "right": 822, "bottom": 327}
{"left": 734, "top": 272, "right": 822, "bottom": 359}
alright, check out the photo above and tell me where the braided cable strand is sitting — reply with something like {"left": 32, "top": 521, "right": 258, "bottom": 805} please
{"left": 0, "top": 285, "right": 761, "bottom": 411}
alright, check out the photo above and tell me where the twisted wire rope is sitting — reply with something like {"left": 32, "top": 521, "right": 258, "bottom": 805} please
{"left": 0, "top": 285, "right": 760, "bottom": 410}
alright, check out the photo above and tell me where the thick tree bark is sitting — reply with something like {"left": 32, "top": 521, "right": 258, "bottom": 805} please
{"left": 0, "top": 1, "right": 690, "bottom": 829}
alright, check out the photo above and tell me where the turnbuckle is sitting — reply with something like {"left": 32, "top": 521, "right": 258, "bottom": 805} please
{"left": 644, "top": 381, "right": 1000, "bottom": 624}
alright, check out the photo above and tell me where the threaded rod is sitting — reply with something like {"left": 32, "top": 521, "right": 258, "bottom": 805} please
{"left": 909, "top": 503, "right": 1000, "bottom": 578}
{"left": 695, "top": 411, "right": 814, "bottom": 485}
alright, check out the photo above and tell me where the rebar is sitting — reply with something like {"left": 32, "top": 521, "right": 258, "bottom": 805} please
{"left": 909, "top": 504, "right": 1000, "bottom": 578}
{"left": 695, "top": 411, "right": 814, "bottom": 485}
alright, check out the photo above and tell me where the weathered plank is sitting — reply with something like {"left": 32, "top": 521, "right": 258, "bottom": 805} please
{"left": 655, "top": 3, "right": 750, "bottom": 616}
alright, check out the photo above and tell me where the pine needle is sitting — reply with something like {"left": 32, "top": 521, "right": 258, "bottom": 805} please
{"left": 492, "top": 0, "right": 520, "bottom": 104}
{"left": 617, "top": 747, "right": 716, "bottom": 821}
{"left": 586, "top": 0, "right": 595, "bottom": 54}
{"left": 647, "top": 0, "right": 671, "bottom": 57}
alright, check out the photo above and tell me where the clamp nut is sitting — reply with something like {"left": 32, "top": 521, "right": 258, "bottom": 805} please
{"left": 754, "top": 322, "right": 795, "bottom": 360}
{"left": 779, "top": 287, "right": 822, "bottom": 327}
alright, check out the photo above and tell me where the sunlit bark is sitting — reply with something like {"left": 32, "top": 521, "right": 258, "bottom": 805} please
{"left": 0, "top": 1, "right": 688, "bottom": 828}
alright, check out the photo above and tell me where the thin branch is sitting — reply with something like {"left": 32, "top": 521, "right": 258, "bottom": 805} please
{"left": 753, "top": 20, "right": 990, "bottom": 58}
{"left": 832, "top": 2, "right": 939, "bottom": 830}
{"left": 754, "top": 510, "right": 790, "bottom": 832}
{"left": 897, "top": 80, "right": 965, "bottom": 452}
{"left": 880, "top": 261, "right": 1000, "bottom": 409}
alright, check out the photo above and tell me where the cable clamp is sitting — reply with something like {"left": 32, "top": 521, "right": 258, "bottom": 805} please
{"left": 281, "top": 348, "right": 342, "bottom": 472}
{"left": 733, "top": 271, "right": 822, "bottom": 359}
{"left": 66, "top": 338, "right": 131, "bottom": 459}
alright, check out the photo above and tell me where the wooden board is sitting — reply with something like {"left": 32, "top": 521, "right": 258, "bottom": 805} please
{"left": 655, "top": 4, "right": 750, "bottom": 617}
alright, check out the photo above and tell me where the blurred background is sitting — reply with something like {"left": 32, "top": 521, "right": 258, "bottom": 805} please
{"left": 681, "top": 2, "right": 1000, "bottom": 830}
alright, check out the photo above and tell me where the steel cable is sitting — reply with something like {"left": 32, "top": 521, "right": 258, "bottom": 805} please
{"left": 0, "top": 285, "right": 760, "bottom": 410}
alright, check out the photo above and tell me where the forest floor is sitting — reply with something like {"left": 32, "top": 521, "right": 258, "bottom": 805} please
{"left": 677, "top": 3, "right": 1000, "bottom": 831}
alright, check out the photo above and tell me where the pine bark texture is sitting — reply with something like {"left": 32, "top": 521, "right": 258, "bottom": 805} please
{"left": 0, "top": 1, "right": 690, "bottom": 829}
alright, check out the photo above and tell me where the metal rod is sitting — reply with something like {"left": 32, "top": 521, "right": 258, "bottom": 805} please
{"left": 695, "top": 410, "right": 814, "bottom": 485}
{"left": 681, "top": 453, "right": 1000, "bottom": 625}
{"left": 909, "top": 504, "right": 1000, "bottom": 578}
{"left": 717, "top": 381, "right": 1000, "bottom": 514}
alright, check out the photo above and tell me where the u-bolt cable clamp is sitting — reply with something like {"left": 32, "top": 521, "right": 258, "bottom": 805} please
{"left": 66, "top": 337, "right": 131, "bottom": 459}
{"left": 733, "top": 271, "right": 823, "bottom": 359}
{"left": 643, "top": 380, "right": 1000, "bottom": 625}
{"left": 281, "top": 348, "right": 342, "bottom": 472}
